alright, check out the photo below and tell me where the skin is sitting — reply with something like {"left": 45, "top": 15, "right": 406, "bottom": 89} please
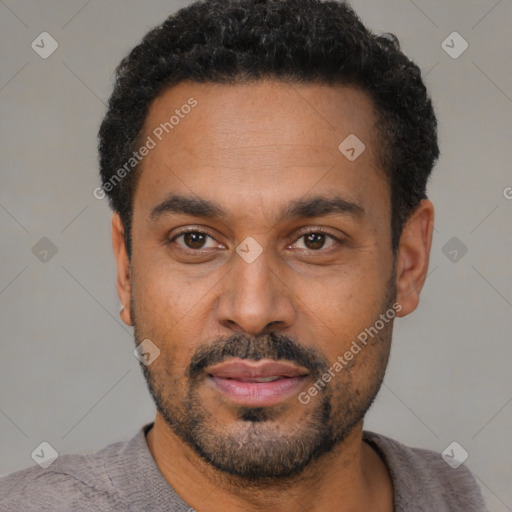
{"left": 112, "top": 80, "right": 434, "bottom": 512}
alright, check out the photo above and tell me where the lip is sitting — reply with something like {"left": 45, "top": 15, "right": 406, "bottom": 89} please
{"left": 206, "top": 358, "right": 309, "bottom": 407}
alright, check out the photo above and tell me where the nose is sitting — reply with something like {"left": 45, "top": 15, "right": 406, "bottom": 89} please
{"left": 215, "top": 248, "right": 296, "bottom": 336}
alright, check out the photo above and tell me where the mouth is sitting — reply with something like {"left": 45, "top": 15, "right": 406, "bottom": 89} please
{"left": 206, "top": 358, "right": 310, "bottom": 407}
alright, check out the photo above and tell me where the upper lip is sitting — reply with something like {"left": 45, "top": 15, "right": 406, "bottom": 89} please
{"left": 207, "top": 358, "right": 309, "bottom": 379}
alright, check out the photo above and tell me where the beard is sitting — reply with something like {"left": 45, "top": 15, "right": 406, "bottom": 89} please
{"left": 132, "top": 279, "right": 395, "bottom": 483}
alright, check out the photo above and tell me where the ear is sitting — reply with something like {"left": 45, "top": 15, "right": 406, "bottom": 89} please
{"left": 395, "top": 199, "right": 434, "bottom": 317}
{"left": 112, "top": 213, "right": 133, "bottom": 326}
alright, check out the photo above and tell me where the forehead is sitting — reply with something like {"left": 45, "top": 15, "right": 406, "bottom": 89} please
{"left": 134, "top": 80, "right": 388, "bottom": 222}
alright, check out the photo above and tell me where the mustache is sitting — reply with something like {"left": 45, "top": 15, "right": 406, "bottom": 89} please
{"left": 187, "top": 332, "right": 329, "bottom": 380}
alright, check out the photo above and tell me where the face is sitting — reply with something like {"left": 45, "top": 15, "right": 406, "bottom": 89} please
{"left": 114, "top": 80, "right": 423, "bottom": 480}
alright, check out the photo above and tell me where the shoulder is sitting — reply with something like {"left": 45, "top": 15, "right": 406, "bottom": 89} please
{"left": 0, "top": 441, "right": 127, "bottom": 512}
{"left": 363, "top": 431, "right": 488, "bottom": 512}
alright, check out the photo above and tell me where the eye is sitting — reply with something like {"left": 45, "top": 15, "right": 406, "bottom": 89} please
{"left": 292, "top": 230, "right": 340, "bottom": 251}
{"left": 168, "top": 228, "right": 342, "bottom": 255}
{"left": 171, "top": 229, "right": 222, "bottom": 251}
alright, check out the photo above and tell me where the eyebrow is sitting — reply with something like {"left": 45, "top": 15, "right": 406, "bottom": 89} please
{"left": 149, "top": 194, "right": 364, "bottom": 221}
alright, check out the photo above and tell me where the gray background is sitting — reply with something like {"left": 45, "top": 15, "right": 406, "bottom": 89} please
{"left": 0, "top": 0, "right": 511, "bottom": 509}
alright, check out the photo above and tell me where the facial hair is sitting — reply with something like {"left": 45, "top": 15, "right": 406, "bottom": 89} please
{"left": 132, "top": 277, "right": 396, "bottom": 483}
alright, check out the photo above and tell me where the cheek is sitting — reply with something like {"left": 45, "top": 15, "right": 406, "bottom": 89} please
{"left": 297, "top": 265, "right": 390, "bottom": 312}
{"left": 130, "top": 259, "right": 218, "bottom": 367}
{"left": 291, "top": 259, "right": 391, "bottom": 356}
{"left": 132, "top": 255, "right": 208, "bottom": 321}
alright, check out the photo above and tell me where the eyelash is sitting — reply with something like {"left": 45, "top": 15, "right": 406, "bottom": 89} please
{"left": 168, "top": 227, "right": 343, "bottom": 254}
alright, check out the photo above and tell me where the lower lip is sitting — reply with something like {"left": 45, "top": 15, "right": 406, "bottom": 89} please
{"left": 208, "top": 375, "right": 308, "bottom": 407}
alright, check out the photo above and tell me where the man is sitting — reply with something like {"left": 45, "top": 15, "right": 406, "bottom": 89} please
{"left": 0, "top": 0, "right": 487, "bottom": 510}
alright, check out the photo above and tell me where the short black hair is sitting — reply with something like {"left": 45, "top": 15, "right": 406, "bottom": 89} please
{"left": 98, "top": 0, "right": 439, "bottom": 255}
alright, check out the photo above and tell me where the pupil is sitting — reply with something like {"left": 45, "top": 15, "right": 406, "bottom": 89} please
{"left": 305, "top": 233, "right": 325, "bottom": 250}
{"left": 185, "top": 232, "right": 206, "bottom": 249}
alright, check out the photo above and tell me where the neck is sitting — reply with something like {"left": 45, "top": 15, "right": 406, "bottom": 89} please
{"left": 146, "top": 413, "right": 393, "bottom": 512}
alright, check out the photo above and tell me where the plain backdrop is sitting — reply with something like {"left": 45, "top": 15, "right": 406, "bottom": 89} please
{"left": 1, "top": 0, "right": 511, "bottom": 510}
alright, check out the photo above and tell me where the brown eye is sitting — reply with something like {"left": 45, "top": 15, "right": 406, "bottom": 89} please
{"left": 183, "top": 232, "right": 208, "bottom": 249}
{"left": 303, "top": 232, "right": 326, "bottom": 250}
{"left": 171, "top": 230, "right": 219, "bottom": 251}
{"left": 292, "top": 230, "right": 339, "bottom": 252}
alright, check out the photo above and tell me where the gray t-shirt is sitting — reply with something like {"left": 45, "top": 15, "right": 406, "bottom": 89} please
{"left": 0, "top": 422, "right": 487, "bottom": 511}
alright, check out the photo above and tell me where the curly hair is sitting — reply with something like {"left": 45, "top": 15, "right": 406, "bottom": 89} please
{"left": 98, "top": 0, "right": 439, "bottom": 255}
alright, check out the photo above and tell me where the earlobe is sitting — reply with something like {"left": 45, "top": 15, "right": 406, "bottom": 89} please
{"left": 395, "top": 199, "right": 434, "bottom": 317}
{"left": 112, "top": 213, "right": 133, "bottom": 326}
